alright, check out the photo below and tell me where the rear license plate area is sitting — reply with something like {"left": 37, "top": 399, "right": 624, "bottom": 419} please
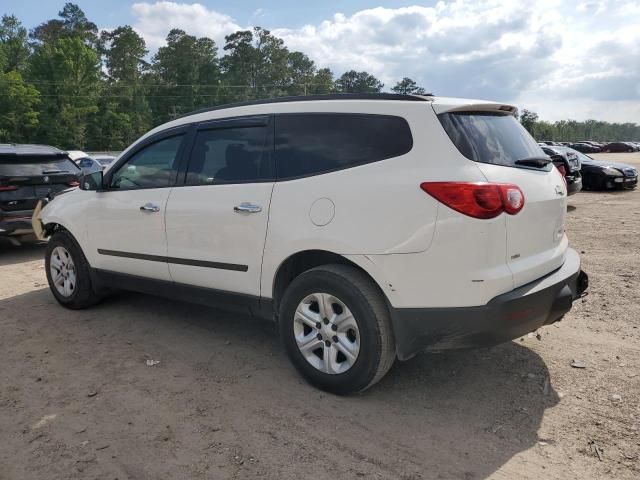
{"left": 35, "top": 186, "right": 52, "bottom": 197}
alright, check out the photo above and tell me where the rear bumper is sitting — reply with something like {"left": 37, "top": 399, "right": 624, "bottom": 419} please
{"left": 390, "top": 248, "right": 588, "bottom": 360}
{"left": 566, "top": 174, "right": 582, "bottom": 195}
{"left": 0, "top": 214, "right": 34, "bottom": 236}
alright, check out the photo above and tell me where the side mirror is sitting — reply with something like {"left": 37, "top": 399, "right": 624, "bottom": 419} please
{"left": 80, "top": 170, "right": 104, "bottom": 191}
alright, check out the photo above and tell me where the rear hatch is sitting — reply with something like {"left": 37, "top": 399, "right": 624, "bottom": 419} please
{"left": 437, "top": 108, "right": 568, "bottom": 288}
{"left": 0, "top": 154, "right": 80, "bottom": 215}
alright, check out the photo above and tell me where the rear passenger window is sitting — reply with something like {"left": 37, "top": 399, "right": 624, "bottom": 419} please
{"left": 438, "top": 112, "right": 545, "bottom": 167}
{"left": 186, "top": 126, "right": 271, "bottom": 185}
{"left": 275, "top": 114, "right": 413, "bottom": 179}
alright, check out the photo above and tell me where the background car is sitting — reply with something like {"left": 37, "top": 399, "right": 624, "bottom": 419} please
{"left": 76, "top": 156, "right": 103, "bottom": 173}
{"left": 540, "top": 145, "right": 582, "bottom": 195}
{"left": 571, "top": 149, "right": 639, "bottom": 190}
{"left": 569, "top": 143, "right": 601, "bottom": 153}
{"left": 603, "top": 142, "right": 636, "bottom": 153}
{"left": 92, "top": 155, "right": 116, "bottom": 169}
{"left": 65, "top": 150, "right": 90, "bottom": 161}
{"left": 0, "top": 144, "right": 80, "bottom": 244}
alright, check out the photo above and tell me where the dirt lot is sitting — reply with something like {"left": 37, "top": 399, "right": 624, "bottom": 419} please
{"left": 1, "top": 152, "right": 639, "bottom": 480}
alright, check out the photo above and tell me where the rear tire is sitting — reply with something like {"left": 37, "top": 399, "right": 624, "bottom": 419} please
{"left": 279, "top": 264, "right": 395, "bottom": 395}
{"left": 45, "top": 230, "right": 102, "bottom": 309}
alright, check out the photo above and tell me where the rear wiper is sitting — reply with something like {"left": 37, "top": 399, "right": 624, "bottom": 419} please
{"left": 514, "top": 157, "right": 552, "bottom": 168}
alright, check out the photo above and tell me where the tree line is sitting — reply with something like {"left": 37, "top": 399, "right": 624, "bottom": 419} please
{"left": 518, "top": 110, "right": 639, "bottom": 143}
{"left": 0, "top": 3, "right": 638, "bottom": 150}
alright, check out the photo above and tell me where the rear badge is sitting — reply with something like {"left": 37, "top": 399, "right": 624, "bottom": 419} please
{"left": 43, "top": 176, "right": 49, "bottom": 183}
{"left": 555, "top": 185, "right": 564, "bottom": 196}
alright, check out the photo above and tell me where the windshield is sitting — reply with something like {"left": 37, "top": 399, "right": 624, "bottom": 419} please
{"left": 438, "top": 112, "right": 547, "bottom": 168}
{"left": 566, "top": 149, "right": 592, "bottom": 163}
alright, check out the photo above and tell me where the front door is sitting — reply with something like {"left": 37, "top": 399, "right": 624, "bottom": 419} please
{"left": 165, "top": 116, "right": 274, "bottom": 296}
{"left": 88, "top": 132, "right": 187, "bottom": 280}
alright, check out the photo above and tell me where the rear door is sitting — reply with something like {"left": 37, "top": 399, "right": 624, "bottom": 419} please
{"left": 0, "top": 155, "right": 79, "bottom": 217}
{"left": 438, "top": 111, "right": 568, "bottom": 287}
{"left": 165, "top": 115, "right": 274, "bottom": 296}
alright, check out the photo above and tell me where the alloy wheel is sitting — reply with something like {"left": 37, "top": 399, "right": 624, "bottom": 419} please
{"left": 50, "top": 246, "right": 77, "bottom": 297}
{"left": 293, "top": 292, "right": 360, "bottom": 374}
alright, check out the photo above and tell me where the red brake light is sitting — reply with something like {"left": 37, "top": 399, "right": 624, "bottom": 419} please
{"left": 556, "top": 164, "right": 567, "bottom": 177}
{"left": 420, "top": 182, "right": 525, "bottom": 219}
{"left": 67, "top": 180, "right": 80, "bottom": 187}
{"left": 554, "top": 164, "right": 568, "bottom": 188}
{"left": 0, "top": 185, "right": 18, "bottom": 192}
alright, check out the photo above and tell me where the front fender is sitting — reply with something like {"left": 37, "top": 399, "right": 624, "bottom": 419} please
{"left": 39, "top": 189, "right": 90, "bottom": 248}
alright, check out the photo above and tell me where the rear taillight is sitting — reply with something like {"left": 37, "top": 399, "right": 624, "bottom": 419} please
{"left": 555, "top": 165, "right": 567, "bottom": 188}
{"left": 67, "top": 180, "right": 80, "bottom": 187}
{"left": 420, "top": 182, "right": 525, "bottom": 219}
{"left": 556, "top": 164, "right": 567, "bottom": 177}
{"left": 0, "top": 185, "right": 18, "bottom": 192}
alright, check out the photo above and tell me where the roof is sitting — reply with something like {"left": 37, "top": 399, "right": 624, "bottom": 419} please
{"left": 179, "top": 93, "right": 433, "bottom": 118}
{"left": 0, "top": 143, "right": 68, "bottom": 157}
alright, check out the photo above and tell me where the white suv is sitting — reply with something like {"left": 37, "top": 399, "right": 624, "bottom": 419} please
{"left": 36, "top": 94, "right": 588, "bottom": 394}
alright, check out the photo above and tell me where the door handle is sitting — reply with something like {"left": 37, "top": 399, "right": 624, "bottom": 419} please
{"left": 233, "top": 202, "right": 262, "bottom": 214}
{"left": 140, "top": 203, "right": 160, "bottom": 213}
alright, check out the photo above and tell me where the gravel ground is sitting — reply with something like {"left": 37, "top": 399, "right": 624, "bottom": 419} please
{"left": 1, "top": 152, "right": 639, "bottom": 480}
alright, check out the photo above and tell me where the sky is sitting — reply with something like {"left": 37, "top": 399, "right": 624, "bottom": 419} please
{"left": 5, "top": 0, "right": 640, "bottom": 123}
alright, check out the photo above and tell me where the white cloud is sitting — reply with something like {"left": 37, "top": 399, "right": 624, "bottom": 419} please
{"left": 127, "top": 1, "right": 640, "bottom": 123}
{"left": 131, "top": 1, "right": 240, "bottom": 50}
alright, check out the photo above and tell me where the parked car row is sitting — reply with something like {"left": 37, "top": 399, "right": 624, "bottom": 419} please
{"left": 539, "top": 140, "right": 640, "bottom": 153}
{"left": 538, "top": 143, "right": 637, "bottom": 192}
{"left": 67, "top": 150, "right": 117, "bottom": 173}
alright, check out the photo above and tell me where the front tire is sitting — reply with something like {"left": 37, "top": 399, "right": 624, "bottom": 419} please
{"left": 45, "top": 230, "right": 101, "bottom": 309}
{"left": 279, "top": 264, "right": 395, "bottom": 395}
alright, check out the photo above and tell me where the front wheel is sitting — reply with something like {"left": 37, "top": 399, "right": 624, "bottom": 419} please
{"left": 45, "top": 230, "right": 102, "bottom": 309}
{"left": 279, "top": 264, "right": 395, "bottom": 395}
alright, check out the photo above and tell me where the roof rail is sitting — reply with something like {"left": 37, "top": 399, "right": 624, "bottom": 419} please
{"left": 177, "top": 93, "right": 433, "bottom": 119}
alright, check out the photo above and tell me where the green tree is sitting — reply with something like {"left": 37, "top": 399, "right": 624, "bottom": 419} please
{"left": 149, "top": 29, "right": 220, "bottom": 121}
{"left": 100, "top": 26, "right": 147, "bottom": 83}
{"left": 30, "top": 3, "right": 97, "bottom": 47}
{"left": 28, "top": 36, "right": 100, "bottom": 148}
{"left": 391, "top": 77, "right": 427, "bottom": 95}
{"left": 221, "top": 27, "right": 290, "bottom": 102}
{"left": 94, "top": 26, "right": 152, "bottom": 149}
{"left": 0, "top": 70, "right": 40, "bottom": 141}
{"left": 0, "top": 15, "right": 30, "bottom": 72}
{"left": 286, "top": 51, "right": 315, "bottom": 95}
{"left": 310, "top": 67, "right": 334, "bottom": 94}
{"left": 334, "top": 70, "right": 383, "bottom": 93}
{"left": 519, "top": 109, "right": 539, "bottom": 136}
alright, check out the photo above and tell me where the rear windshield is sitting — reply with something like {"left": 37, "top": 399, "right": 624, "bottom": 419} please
{"left": 0, "top": 156, "right": 79, "bottom": 176}
{"left": 438, "top": 112, "right": 545, "bottom": 167}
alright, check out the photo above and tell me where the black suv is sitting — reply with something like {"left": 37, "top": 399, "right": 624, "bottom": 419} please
{"left": 0, "top": 144, "right": 80, "bottom": 243}
{"left": 540, "top": 145, "right": 582, "bottom": 195}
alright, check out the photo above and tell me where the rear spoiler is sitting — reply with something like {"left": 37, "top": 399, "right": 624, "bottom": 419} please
{"left": 432, "top": 102, "right": 518, "bottom": 116}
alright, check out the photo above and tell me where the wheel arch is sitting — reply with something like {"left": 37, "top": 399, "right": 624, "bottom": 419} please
{"left": 42, "top": 223, "right": 87, "bottom": 259}
{"left": 270, "top": 249, "right": 392, "bottom": 318}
